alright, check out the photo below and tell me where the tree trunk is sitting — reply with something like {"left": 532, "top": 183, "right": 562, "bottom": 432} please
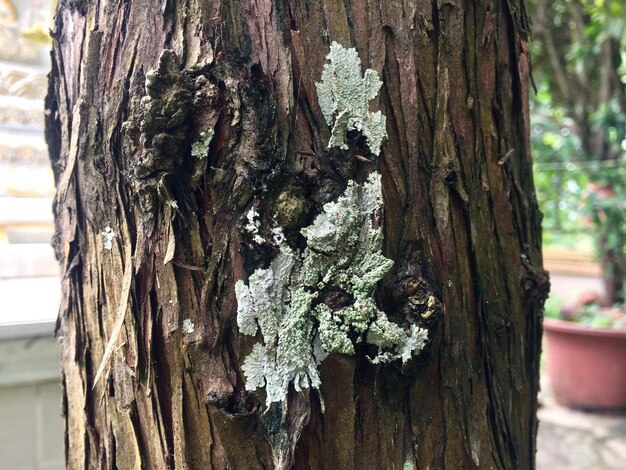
{"left": 46, "top": 0, "right": 548, "bottom": 469}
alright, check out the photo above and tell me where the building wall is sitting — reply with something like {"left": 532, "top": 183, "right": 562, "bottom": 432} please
{"left": 0, "top": 331, "right": 64, "bottom": 470}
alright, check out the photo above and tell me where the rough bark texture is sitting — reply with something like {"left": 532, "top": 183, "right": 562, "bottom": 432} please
{"left": 46, "top": 0, "right": 548, "bottom": 468}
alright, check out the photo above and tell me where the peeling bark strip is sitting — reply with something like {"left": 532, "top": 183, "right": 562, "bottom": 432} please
{"left": 47, "top": 1, "right": 548, "bottom": 469}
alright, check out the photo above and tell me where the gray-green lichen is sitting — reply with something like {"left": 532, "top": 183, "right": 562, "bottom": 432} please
{"left": 236, "top": 173, "right": 428, "bottom": 404}
{"left": 315, "top": 42, "right": 387, "bottom": 156}
{"left": 235, "top": 243, "right": 322, "bottom": 403}
{"left": 191, "top": 129, "right": 214, "bottom": 158}
{"left": 182, "top": 318, "right": 195, "bottom": 334}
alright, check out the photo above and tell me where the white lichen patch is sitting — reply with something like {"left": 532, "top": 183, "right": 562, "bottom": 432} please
{"left": 101, "top": 226, "right": 116, "bottom": 251}
{"left": 316, "top": 42, "right": 387, "bottom": 156}
{"left": 368, "top": 324, "right": 428, "bottom": 364}
{"left": 191, "top": 129, "right": 214, "bottom": 159}
{"left": 236, "top": 172, "right": 428, "bottom": 404}
{"left": 244, "top": 207, "right": 266, "bottom": 244}
{"left": 182, "top": 318, "right": 195, "bottom": 334}
{"left": 236, "top": 244, "right": 320, "bottom": 403}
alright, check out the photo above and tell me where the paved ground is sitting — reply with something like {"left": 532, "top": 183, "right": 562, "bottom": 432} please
{"left": 537, "top": 377, "right": 626, "bottom": 469}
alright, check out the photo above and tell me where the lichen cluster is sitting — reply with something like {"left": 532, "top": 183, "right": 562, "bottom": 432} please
{"left": 235, "top": 42, "right": 427, "bottom": 404}
{"left": 301, "top": 173, "right": 403, "bottom": 359}
{"left": 191, "top": 129, "right": 214, "bottom": 159}
{"left": 236, "top": 173, "right": 428, "bottom": 403}
{"left": 236, "top": 243, "right": 323, "bottom": 403}
{"left": 315, "top": 42, "right": 387, "bottom": 156}
{"left": 243, "top": 207, "right": 265, "bottom": 244}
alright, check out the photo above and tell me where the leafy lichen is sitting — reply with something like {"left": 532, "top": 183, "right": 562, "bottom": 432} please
{"left": 236, "top": 173, "right": 428, "bottom": 404}
{"left": 235, "top": 42, "right": 426, "bottom": 405}
{"left": 236, "top": 244, "right": 320, "bottom": 403}
{"left": 191, "top": 129, "right": 214, "bottom": 159}
{"left": 315, "top": 42, "right": 387, "bottom": 155}
{"left": 182, "top": 318, "right": 195, "bottom": 334}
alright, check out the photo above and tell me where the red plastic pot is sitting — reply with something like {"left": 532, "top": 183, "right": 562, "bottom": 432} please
{"left": 543, "top": 318, "right": 626, "bottom": 412}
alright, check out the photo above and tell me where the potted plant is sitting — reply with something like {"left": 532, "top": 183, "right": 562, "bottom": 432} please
{"left": 543, "top": 295, "right": 626, "bottom": 412}
{"left": 542, "top": 164, "right": 626, "bottom": 412}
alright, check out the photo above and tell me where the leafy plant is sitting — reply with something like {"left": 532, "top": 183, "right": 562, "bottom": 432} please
{"left": 544, "top": 295, "right": 626, "bottom": 329}
{"left": 578, "top": 304, "right": 626, "bottom": 329}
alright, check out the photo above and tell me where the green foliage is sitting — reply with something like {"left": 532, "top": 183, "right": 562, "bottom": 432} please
{"left": 530, "top": 0, "right": 626, "bottom": 302}
{"left": 583, "top": 165, "right": 626, "bottom": 250}
{"left": 577, "top": 304, "right": 626, "bottom": 329}
{"left": 544, "top": 295, "right": 626, "bottom": 329}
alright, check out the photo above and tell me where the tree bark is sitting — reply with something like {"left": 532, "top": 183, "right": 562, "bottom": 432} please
{"left": 46, "top": 0, "right": 548, "bottom": 469}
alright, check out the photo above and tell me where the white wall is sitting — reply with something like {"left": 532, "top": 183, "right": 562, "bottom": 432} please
{"left": 0, "top": 328, "right": 64, "bottom": 470}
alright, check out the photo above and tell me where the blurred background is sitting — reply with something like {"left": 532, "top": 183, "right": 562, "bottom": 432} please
{"left": 532, "top": 0, "right": 626, "bottom": 313}
{"left": 530, "top": 2, "right": 626, "bottom": 466}
{"left": 0, "top": 0, "right": 624, "bottom": 469}
{"left": 0, "top": 0, "right": 64, "bottom": 469}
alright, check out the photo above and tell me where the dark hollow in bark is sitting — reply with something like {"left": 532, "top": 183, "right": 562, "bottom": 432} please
{"left": 46, "top": 0, "right": 548, "bottom": 468}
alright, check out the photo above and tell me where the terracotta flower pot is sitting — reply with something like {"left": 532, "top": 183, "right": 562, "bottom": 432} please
{"left": 543, "top": 317, "right": 626, "bottom": 412}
